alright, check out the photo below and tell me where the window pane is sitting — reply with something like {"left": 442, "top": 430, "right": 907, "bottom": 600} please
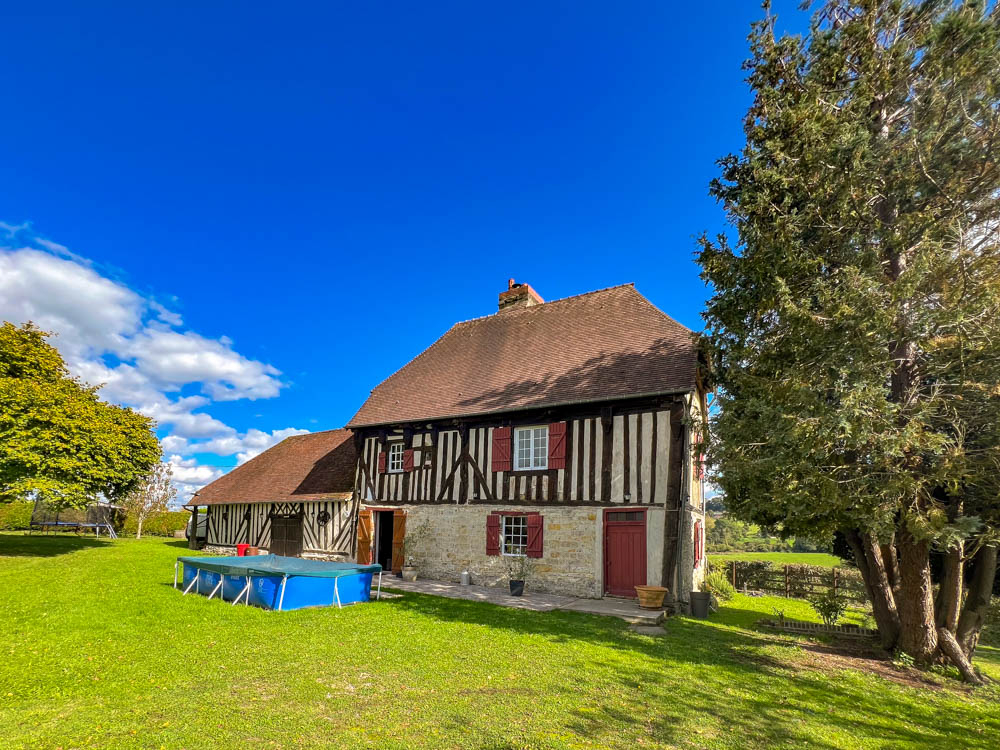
{"left": 388, "top": 443, "right": 404, "bottom": 472}
{"left": 516, "top": 429, "right": 532, "bottom": 469}
{"left": 502, "top": 515, "right": 527, "bottom": 555}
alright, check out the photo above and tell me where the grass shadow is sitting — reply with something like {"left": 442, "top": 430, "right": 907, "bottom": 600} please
{"left": 163, "top": 539, "right": 198, "bottom": 549}
{"left": 385, "top": 590, "right": 999, "bottom": 748}
{"left": 0, "top": 532, "right": 109, "bottom": 557}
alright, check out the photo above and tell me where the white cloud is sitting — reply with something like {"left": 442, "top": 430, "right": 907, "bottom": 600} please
{"left": 0, "top": 225, "right": 308, "bottom": 500}
{"left": 0, "top": 247, "right": 143, "bottom": 357}
{"left": 202, "top": 427, "right": 310, "bottom": 464}
{"left": 126, "top": 328, "right": 282, "bottom": 401}
{"left": 167, "top": 455, "right": 226, "bottom": 505}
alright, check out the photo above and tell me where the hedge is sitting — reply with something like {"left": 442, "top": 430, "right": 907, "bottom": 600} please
{"left": 0, "top": 502, "right": 34, "bottom": 530}
{"left": 122, "top": 511, "right": 190, "bottom": 537}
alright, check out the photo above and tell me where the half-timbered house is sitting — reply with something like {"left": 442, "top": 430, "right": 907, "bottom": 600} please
{"left": 347, "top": 281, "right": 708, "bottom": 606}
{"left": 185, "top": 429, "right": 358, "bottom": 559}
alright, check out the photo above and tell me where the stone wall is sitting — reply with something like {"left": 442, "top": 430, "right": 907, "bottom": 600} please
{"left": 392, "top": 504, "right": 604, "bottom": 598}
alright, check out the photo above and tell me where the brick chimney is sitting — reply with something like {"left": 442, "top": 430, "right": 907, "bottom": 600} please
{"left": 498, "top": 278, "right": 544, "bottom": 312}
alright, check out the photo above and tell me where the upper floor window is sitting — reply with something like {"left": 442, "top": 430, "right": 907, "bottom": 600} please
{"left": 515, "top": 426, "right": 547, "bottom": 470}
{"left": 387, "top": 442, "right": 404, "bottom": 473}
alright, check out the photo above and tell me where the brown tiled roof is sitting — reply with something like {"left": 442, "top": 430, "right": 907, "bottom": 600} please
{"left": 186, "top": 429, "right": 356, "bottom": 507}
{"left": 347, "top": 284, "right": 698, "bottom": 428}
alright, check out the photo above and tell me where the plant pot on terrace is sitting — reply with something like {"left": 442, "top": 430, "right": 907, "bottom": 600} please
{"left": 634, "top": 585, "right": 668, "bottom": 610}
{"left": 401, "top": 564, "right": 418, "bottom": 582}
{"left": 500, "top": 553, "right": 534, "bottom": 597}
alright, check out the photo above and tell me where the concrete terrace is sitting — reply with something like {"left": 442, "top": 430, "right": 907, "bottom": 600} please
{"left": 381, "top": 576, "right": 666, "bottom": 625}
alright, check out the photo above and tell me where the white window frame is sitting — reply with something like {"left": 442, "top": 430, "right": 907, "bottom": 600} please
{"left": 501, "top": 514, "right": 528, "bottom": 557}
{"left": 514, "top": 425, "right": 548, "bottom": 471}
{"left": 387, "top": 442, "right": 404, "bottom": 473}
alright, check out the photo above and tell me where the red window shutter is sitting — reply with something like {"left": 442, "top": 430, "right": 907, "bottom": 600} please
{"left": 486, "top": 513, "right": 500, "bottom": 556}
{"left": 548, "top": 422, "right": 567, "bottom": 469}
{"left": 526, "top": 514, "right": 544, "bottom": 558}
{"left": 491, "top": 427, "right": 512, "bottom": 472}
{"left": 377, "top": 451, "right": 386, "bottom": 474}
{"left": 694, "top": 520, "right": 703, "bottom": 566}
{"left": 402, "top": 449, "right": 414, "bottom": 472}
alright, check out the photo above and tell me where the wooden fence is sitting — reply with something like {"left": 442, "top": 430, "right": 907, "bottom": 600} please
{"left": 726, "top": 561, "right": 867, "bottom": 602}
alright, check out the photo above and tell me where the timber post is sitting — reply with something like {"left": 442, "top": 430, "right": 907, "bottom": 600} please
{"left": 188, "top": 506, "right": 200, "bottom": 550}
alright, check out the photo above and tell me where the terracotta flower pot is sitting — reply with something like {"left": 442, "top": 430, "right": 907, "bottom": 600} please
{"left": 634, "top": 585, "right": 668, "bottom": 609}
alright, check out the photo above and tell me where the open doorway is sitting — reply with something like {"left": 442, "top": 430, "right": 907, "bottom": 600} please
{"left": 375, "top": 510, "right": 394, "bottom": 572}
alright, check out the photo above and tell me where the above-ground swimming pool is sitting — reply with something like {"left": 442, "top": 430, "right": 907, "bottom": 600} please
{"left": 175, "top": 554, "right": 382, "bottom": 610}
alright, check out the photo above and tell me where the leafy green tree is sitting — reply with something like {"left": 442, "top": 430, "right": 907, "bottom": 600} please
{"left": 698, "top": 0, "right": 1000, "bottom": 682}
{"left": 123, "top": 461, "right": 176, "bottom": 539}
{"left": 0, "top": 322, "right": 161, "bottom": 507}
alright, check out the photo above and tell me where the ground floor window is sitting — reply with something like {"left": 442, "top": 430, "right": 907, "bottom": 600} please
{"left": 501, "top": 514, "right": 527, "bottom": 556}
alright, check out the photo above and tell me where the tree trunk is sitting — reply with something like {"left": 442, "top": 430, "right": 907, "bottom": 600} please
{"left": 845, "top": 529, "right": 900, "bottom": 650}
{"left": 956, "top": 544, "right": 998, "bottom": 659}
{"left": 896, "top": 530, "right": 938, "bottom": 663}
{"left": 934, "top": 544, "right": 963, "bottom": 631}
{"left": 937, "top": 627, "right": 983, "bottom": 685}
{"left": 880, "top": 537, "right": 901, "bottom": 598}
{"left": 136, "top": 517, "right": 143, "bottom": 540}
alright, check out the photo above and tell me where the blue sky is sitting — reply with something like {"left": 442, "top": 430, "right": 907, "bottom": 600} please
{"left": 0, "top": 2, "right": 808, "bottom": 497}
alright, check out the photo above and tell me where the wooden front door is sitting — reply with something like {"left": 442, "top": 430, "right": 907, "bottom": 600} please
{"left": 603, "top": 510, "right": 646, "bottom": 597}
{"left": 270, "top": 513, "right": 303, "bottom": 557}
{"left": 390, "top": 510, "right": 406, "bottom": 574}
{"left": 357, "top": 510, "right": 373, "bottom": 564}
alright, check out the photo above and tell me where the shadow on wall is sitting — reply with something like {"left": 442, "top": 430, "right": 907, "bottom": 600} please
{"left": 453, "top": 337, "right": 696, "bottom": 415}
{"left": 0, "top": 532, "right": 109, "bottom": 558}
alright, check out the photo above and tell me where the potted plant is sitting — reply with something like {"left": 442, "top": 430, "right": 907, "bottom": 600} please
{"left": 401, "top": 519, "right": 430, "bottom": 581}
{"left": 502, "top": 554, "right": 534, "bottom": 596}
{"left": 634, "top": 585, "right": 668, "bottom": 610}
{"left": 401, "top": 556, "right": 418, "bottom": 582}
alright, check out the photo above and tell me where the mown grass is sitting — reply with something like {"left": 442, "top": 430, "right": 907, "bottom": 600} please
{"left": 1, "top": 533, "right": 998, "bottom": 749}
{"left": 709, "top": 551, "right": 844, "bottom": 568}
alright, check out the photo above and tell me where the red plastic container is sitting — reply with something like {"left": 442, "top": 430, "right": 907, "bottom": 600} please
{"left": 236, "top": 543, "right": 251, "bottom": 557}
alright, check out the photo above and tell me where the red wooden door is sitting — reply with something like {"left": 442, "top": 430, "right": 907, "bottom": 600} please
{"left": 603, "top": 510, "right": 646, "bottom": 597}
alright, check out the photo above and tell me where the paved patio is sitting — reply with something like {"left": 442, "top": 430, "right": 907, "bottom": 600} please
{"left": 380, "top": 576, "right": 665, "bottom": 625}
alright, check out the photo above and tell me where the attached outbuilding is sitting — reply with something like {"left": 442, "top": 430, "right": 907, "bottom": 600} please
{"left": 184, "top": 429, "right": 358, "bottom": 559}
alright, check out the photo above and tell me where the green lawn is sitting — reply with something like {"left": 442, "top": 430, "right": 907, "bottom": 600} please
{"left": 2, "top": 534, "right": 998, "bottom": 749}
{"left": 709, "top": 551, "right": 844, "bottom": 568}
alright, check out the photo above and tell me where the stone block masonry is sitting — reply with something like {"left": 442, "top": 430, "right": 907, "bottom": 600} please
{"left": 395, "top": 504, "right": 603, "bottom": 598}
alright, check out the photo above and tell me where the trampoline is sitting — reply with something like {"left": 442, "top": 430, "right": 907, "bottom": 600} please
{"left": 29, "top": 499, "right": 120, "bottom": 538}
{"left": 175, "top": 554, "right": 382, "bottom": 611}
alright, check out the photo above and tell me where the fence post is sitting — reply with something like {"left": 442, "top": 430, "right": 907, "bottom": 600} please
{"left": 784, "top": 565, "right": 790, "bottom": 598}
{"left": 833, "top": 568, "right": 838, "bottom": 596}
{"left": 731, "top": 560, "right": 737, "bottom": 588}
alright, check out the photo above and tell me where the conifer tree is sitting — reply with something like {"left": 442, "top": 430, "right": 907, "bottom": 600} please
{"left": 699, "top": 0, "right": 1000, "bottom": 681}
